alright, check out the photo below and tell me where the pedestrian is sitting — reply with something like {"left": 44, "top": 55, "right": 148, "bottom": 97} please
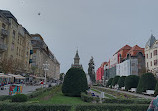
{"left": 147, "top": 95, "right": 158, "bottom": 111}
{"left": 41, "top": 80, "right": 44, "bottom": 88}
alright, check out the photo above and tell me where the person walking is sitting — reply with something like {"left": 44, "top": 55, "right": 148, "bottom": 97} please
{"left": 147, "top": 95, "right": 158, "bottom": 111}
{"left": 40, "top": 80, "right": 44, "bottom": 88}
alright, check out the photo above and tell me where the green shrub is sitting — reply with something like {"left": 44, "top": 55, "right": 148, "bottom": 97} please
{"left": 62, "top": 68, "right": 88, "bottom": 97}
{"left": 81, "top": 92, "right": 93, "bottom": 102}
{"left": 0, "top": 95, "right": 12, "bottom": 101}
{"left": 106, "top": 78, "right": 113, "bottom": 87}
{"left": 75, "top": 104, "right": 149, "bottom": 111}
{"left": 137, "top": 73, "right": 156, "bottom": 93}
{"left": 124, "top": 75, "right": 139, "bottom": 91}
{"left": 118, "top": 76, "right": 126, "bottom": 88}
{"left": 154, "top": 81, "right": 158, "bottom": 96}
{"left": 12, "top": 94, "right": 28, "bottom": 102}
{"left": 0, "top": 103, "right": 72, "bottom": 111}
{"left": 81, "top": 92, "right": 100, "bottom": 103}
{"left": 102, "top": 98, "right": 150, "bottom": 104}
{"left": 111, "top": 76, "right": 120, "bottom": 86}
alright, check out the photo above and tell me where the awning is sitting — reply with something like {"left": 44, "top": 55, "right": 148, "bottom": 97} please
{"left": 0, "top": 73, "right": 12, "bottom": 78}
{"left": 8, "top": 74, "right": 25, "bottom": 79}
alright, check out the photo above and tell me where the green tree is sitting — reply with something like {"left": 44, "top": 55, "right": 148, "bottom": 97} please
{"left": 118, "top": 76, "right": 126, "bottom": 88}
{"left": 137, "top": 73, "right": 156, "bottom": 93}
{"left": 59, "top": 73, "right": 64, "bottom": 81}
{"left": 62, "top": 68, "right": 88, "bottom": 97}
{"left": 106, "top": 78, "right": 113, "bottom": 87}
{"left": 154, "top": 81, "right": 158, "bottom": 96}
{"left": 111, "top": 76, "right": 120, "bottom": 86}
{"left": 125, "top": 75, "right": 139, "bottom": 91}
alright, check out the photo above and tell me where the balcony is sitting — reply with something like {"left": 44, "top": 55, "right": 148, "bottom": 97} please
{"left": 1, "top": 29, "right": 8, "bottom": 37}
{"left": 0, "top": 44, "right": 7, "bottom": 52}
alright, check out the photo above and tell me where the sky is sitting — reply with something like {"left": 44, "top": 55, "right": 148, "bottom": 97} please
{"left": 1, "top": 0, "right": 158, "bottom": 73}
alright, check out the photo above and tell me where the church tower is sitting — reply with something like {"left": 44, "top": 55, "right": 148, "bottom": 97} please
{"left": 71, "top": 50, "right": 82, "bottom": 69}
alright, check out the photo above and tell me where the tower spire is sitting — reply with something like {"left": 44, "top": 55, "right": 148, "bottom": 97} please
{"left": 71, "top": 50, "right": 82, "bottom": 69}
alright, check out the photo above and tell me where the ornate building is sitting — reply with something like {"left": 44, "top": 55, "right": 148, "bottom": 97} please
{"left": 71, "top": 50, "right": 82, "bottom": 69}
{"left": 145, "top": 34, "right": 158, "bottom": 76}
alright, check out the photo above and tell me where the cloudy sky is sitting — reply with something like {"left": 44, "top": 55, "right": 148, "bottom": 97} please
{"left": 1, "top": 0, "right": 158, "bottom": 73}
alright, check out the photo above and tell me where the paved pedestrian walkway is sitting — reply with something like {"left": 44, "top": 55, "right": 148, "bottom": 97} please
{"left": 0, "top": 83, "right": 57, "bottom": 96}
{"left": 97, "top": 86, "right": 154, "bottom": 100}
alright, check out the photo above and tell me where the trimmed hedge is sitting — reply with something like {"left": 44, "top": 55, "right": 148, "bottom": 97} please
{"left": 124, "top": 75, "right": 139, "bottom": 91}
{"left": 137, "top": 73, "right": 156, "bottom": 93}
{"left": 62, "top": 68, "right": 88, "bottom": 97}
{"left": 154, "top": 81, "right": 158, "bottom": 96}
{"left": 81, "top": 92, "right": 100, "bottom": 103}
{"left": 0, "top": 103, "right": 72, "bottom": 111}
{"left": 118, "top": 76, "right": 126, "bottom": 88}
{"left": 106, "top": 78, "right": 113, "bottom": 87}
{"left": 0, "top": 95, "right": 12, "bottom": 101}
{"left": 12, "top": 94, "right": 28, "bottom": 102}
{"left": 75, "top": 104, "right": 149, "bottom": 111}
{"left": 111, "top": 76, "right": 120, "bottom": 86}
{"left": 102, "top": 98, "right": 150, "bottom": 104}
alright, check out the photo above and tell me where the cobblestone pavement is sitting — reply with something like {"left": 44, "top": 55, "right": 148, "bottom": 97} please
{"left": 0, "top": 83, "right": 57, "bottom": 96}
{"left": 97, "top": 86, "right": 154, "bottom": 100}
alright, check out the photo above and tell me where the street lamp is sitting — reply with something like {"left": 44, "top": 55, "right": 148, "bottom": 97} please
{"left": 43, "top": 61, "right": 49, "bottom": 87}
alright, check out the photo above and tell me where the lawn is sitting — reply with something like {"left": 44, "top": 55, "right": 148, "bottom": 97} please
{"left": 37, "top": 92, "right": 88, "bottom": 105}
{"left": 29, "top": 86, "right": 88, "bottom": 105}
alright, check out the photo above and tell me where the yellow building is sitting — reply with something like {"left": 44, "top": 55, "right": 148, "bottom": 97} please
{"left": 31, "top": 34, "right": 60, "bottom": 80}
{"left": 0, "top": 10, "right": 33, "bottom": 74}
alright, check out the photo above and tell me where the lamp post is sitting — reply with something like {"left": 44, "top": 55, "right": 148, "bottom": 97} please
{"left": 43, "top": 61, "right": 49, "bottom": 87}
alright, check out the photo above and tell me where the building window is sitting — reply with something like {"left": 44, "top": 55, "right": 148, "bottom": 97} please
{"left": 151, "top": 61, "right": 152, "bottom": 66}
{"left": 2, "top": 23, "right": 6, "bottom": 29}
{"left": 147, "top": 54, "right": 148, "bottom": 59}
{"left": 13, "top": 30, "right": 15, "bottom": 39}
{"left": 17, "top": 47, "right": 18, "bottom": 55}
{"left": 151, "top": 53, "right": 152, "bottom": 58}
{"left": 147, "top": 62, "right": 148, "bottom": 67}
{"left": 154, "top": 60, "right": 158, "bottom": 66}
{"left": 154, "top": 50, "right": 157, "bottom": 56}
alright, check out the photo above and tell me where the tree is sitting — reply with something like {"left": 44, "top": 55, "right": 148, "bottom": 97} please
{"left": 62, "top": 68, "right": 88, "bottom": 97}
{"left": 154, "top": 81, "right": 158, "bottom": 96}
{"left": 118, "top": 76, "right": 126, "bottom": 88}
{"left": 106, "top": 78, "right": 113, "bottom": 87}
{"left": 137, "top": 73, "right": 156, "bottom": 93}
{"left": 111, "top": 76, "right": 120, "bottom": 86}
{"left": 88, "top": 57, "right": 96, "bottom": 84}
{"left": 59, "top": 73, "right": 64, "bottom": 81}
{"left": 124, "top": 75, "right": 139, "bottom": 91}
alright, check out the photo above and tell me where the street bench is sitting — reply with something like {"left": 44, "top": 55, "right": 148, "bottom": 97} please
{"left": 121, "top": 87, "right": 125, "bottom": 90}
{"left": 128, "top": 88, "right": 136, "bottom": 92}
{"left": 142, "top": 90, "right": 154, "bottom": 96}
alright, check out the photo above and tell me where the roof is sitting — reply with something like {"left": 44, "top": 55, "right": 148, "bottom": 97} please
{"left": 74, "top": 50, "right": 80, "bottom": 58}
{"left": 126, "top": 45, "right": 145, "bottom": 57}
{"left": 115, "top": 45, "right": 132, "bottom": 55}
{"left": 0, "top": 10, "right": 18, "bottom": 23}
{"left": 145, "top": 34, "right": 156, "bottom": 48}
{"left": 115, "top": 45, "right": 132, "bottom": 60}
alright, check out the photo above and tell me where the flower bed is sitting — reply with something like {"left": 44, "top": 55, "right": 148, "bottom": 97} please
{"left": 92, "top": 87, "right": 139, "bottom": 99}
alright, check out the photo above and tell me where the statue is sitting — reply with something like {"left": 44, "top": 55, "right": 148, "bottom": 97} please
{"left": 88, "top": 56, "right": 96, "bottom": 84}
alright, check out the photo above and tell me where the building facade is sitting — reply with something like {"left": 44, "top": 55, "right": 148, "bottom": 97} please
{"left": 103, "top": 44, "right": 145, "bottom": 81}
{"left": 31, "top": 34, "right": 60, "bottom": 80}
{"left": 145, "top": 35, "right": 158, "bottom": 76}
{"left": 0, "top": 10, "right": 33, "bottom": 74}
